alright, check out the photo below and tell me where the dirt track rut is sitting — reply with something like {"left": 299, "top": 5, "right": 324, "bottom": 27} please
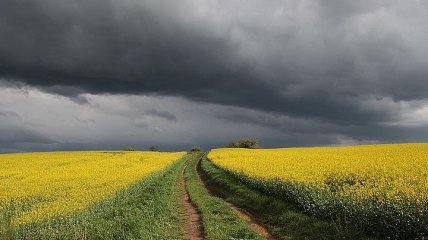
{"left": 181, "top": 165, "right": 204, "bottom": 240}
{"left": 194, "top": 156, "right": 277, "bottom": 240}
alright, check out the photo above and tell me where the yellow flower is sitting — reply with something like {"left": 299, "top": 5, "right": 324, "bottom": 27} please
{"left": 0, "top": 151, "right": 185, "bottom": 225}
{"left": 208, "top": 143, "right": 428, "bottom": 206}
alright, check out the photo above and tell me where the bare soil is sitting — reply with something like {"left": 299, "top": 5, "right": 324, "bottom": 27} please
{"left": 181, "top": 166, "right": 205, "bottom": 240}
{"left": 225, "top": 202, "right": 276, "bottom": 240}
{"left": 195, "top": 157, "right": 277, "bottom": 240}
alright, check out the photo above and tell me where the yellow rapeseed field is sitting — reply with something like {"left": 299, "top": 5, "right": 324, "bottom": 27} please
{"left": 0, "top": 151, "right": 185, "bottom": 225}
{"left": 209, "top": 143, "right": 428, "bottom": 202}
{"left": 208, "top": 143, "right": 428, "bottom": 237}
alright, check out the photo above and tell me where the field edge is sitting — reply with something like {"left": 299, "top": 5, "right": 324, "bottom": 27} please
{"left": 200, "top": 156, "right": 372, "bottom": 240}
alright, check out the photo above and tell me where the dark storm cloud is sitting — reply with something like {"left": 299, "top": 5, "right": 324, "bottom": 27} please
{"left": 212, "top": 106, "right": 428, "bottom": 147}
{"left": 72, "top": 115, "right": 96, "bottom": 124}
{"left": 0, "top": 127, "right": 53, "bottom": 144}
{"left": 145, "top": 109, "right": 177, "bottom": 121}
{"left": 0, "top": 108, "right": 54, "bottom": 152}
{"left": 0, "top": 123, "right": 54, "bottom": 152}
{"left": 0, "top": 86, "right": 426, "bottom": 153}
{"left": 0, "top": 110, "right": 21, "bottom": 119}
{"left": 1, "top": 0, "right": 428, "bottom": 128}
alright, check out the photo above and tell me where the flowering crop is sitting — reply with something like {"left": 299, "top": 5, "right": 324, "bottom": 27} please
{"left": 0, "top": 151, "right": 185, "bottom": 225}
{"left": 208, "top": 143, "right": 428, "bottom": 238}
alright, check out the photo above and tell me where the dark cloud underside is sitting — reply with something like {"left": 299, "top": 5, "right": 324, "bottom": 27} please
{"left": 0, "top": 0, "right": 427, "bottom": 151}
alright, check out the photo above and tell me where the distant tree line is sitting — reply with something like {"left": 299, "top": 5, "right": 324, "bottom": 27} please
{"left": 123, "top": 146, "right": 160, "bottom": 151}
{"left": 122, "top": 138, "right": 259, "bottom": 152}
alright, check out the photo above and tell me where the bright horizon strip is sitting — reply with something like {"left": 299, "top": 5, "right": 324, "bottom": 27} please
{"left": 0, "top": 151, "right": 185, "bottom": 225}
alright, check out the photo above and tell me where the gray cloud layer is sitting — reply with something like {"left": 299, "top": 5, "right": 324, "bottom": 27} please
{"left": 0, "top": 86, "right": 426, "bottom": 152}
{"left": 0, "top": 0, "right": 427, "bottom": 151}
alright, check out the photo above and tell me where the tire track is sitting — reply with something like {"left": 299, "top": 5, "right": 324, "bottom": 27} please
{"left": 195, "top": 156, "right": 277, "bottom": 240}
{"left": 181, "top": 164, "right": 205, "bottom": 240}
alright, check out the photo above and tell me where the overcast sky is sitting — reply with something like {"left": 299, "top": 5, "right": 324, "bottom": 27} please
{"left": 1, "top": 0, "right": 428, "bottom": 152}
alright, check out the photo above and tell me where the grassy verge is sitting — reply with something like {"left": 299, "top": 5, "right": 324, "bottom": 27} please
{"left": 200, "top": 156, "right": 372, "bottom": 240}
{"left": 7, "top": 156, "right": 187, "bottom": 240}
{"left": 0, "top": 204, "right": 15, "bottom": 239}
{"left": 184, "top": 153, "right": 263, "bottom": 240}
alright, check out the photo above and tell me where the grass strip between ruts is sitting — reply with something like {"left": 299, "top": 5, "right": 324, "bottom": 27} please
{"left": 200, "top": 156, "right": 372, "bottom": 240}
{"left": 184, "top": 153, "right": 263, "bottom": 240}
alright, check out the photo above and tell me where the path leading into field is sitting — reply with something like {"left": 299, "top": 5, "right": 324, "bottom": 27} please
{"left": 223, "top": 202, "right": 276, "bottom": 240}
{"left": 181, "top": 165, "right": 204, "bottom": 240}
{"left": 194, "top": 156, "right": 276, "bottom": 240}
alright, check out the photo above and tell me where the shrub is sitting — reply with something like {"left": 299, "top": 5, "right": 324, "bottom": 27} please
{"left": 148, "top": 146, "right": 159, "bottom": 152}
{"left": 189, "top": 146, "right": 202, "bottom": 153}
{"left": 123, "top": 147, "right": 136, "bottom": 151}
{"left": 226, "top": 138, "right": 259, "bottom": 149}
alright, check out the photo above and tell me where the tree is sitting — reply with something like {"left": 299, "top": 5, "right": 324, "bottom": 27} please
{"left": 189, "top": 146, "right": 202, "bottom": 153}
{"left": 148, "top": 145, "right": 159, "bottom": 151}
{"left": 226, "top": 138, "right": 259, "bottom": 149}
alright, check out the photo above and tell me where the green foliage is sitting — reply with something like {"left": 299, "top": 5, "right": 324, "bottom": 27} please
{"left": 11, "top": 158, "right": 187, "bottom": 239}
{"left": 0, "top": 203, "right": 15, "bottom": 240}
{"left": 189, "top": 146, "right": 202, "bottom": 153}
{"left": 201, "top": 157, "right": 371, "bottom": 240}
{"left": 211, "top": 158, "right": 428, "bottom": 239}
{"left": 226, "top": 138, "right": 259, "bottom": 149}
{"left": 184, "top": 154, "right": 262, "bottom": 240}
{"left": 148, "top": 145, "right": 159, "bottom": 151}
{"left": 123, "top": 147, "right": 136, "bottom": 151}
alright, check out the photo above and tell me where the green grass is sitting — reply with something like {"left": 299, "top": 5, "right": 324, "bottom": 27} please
{"left": 200, "top": 156, "right": 373, "bottom": 240}
{"left": 2, "top": 153, "right": 374, "bottom": 240}
{"left": 184, "top": 153, "right": 263, "bottom": 240}
{"left": 6, "top": 156, "right": 188, "bottom": 240}
{"left": 0, "top": 203, "right": 15, "bottom": 239}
